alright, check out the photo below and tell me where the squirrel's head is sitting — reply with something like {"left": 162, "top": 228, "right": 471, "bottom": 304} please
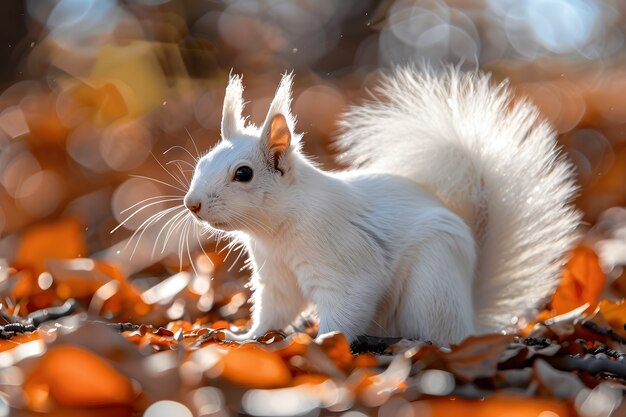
{"left": 184, "top": 73, "right": 300, "bottom": 233}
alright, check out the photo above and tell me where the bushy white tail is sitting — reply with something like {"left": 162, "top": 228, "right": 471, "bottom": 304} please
{"left": 336, "top": 67, "right": 581, "bottom": 333}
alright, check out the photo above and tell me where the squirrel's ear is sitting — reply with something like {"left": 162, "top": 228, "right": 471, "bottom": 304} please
{"left": 261, "top": 73, "right": 295, "bottom": 174}
{"left": 221, "top": 73, "right": 245, "bottom": 139}
{"left": 264, "top": 114, "right": 291, "bottom": 173}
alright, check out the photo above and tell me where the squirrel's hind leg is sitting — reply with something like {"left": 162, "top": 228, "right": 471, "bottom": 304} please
{"left": 397, "top": 234, "right": 477, "bottom": 346}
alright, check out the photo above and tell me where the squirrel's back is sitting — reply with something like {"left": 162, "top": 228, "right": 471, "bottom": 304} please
{"left": 336, "top": 67, "right": 581, "bottom": 332}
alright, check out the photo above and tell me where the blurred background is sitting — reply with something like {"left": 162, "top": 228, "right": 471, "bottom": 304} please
{"left": 0, "top": 0, "right": 625, "bottom": 295}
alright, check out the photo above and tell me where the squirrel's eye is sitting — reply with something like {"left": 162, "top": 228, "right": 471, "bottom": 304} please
{"left": 234, "top": 166, "right": 253, "bottom": 182}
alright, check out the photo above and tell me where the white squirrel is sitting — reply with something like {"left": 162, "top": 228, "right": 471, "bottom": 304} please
{"left": 183, "top": 68, "right": 580, "bottom": 346}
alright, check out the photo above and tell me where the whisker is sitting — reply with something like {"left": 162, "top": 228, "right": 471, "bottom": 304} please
{"left": 114, "top": 139, "right": 200, "bottom": 265}
{"left": 153, "top": 209, "right": 190, "bottom": 256}
{"left": 166, "top": 159, "right": 196, "bottom": 170}
{"left": 177, "top": 214, "right": 190, "bottom": 271}
{"left": 193, "top": 221, "right": 213, "bottom": 263}
{"left": 130, "top": 175, "right": 187, "bottom": 193}
{"left": 218, "top": 236, "right": 239, "bottom": 262}
{"left": 218, "top": 230, "right": 247, "bottom": 265}
{"left": 184, "top": 218, "right": 200, "bottom": 276}
{"left": 184, "top": 127, "right": 201, "bottom": 160}
{"left": 214, "top": 230, "right": 224, "bottom": 253}
{"left": 161, "top": 209, "right": 193, "bottom": 254}
{"left": 200, "top": 226, "right": 219, "bottom": 240}
{"left": 234, "top": 213, "right": 269, "bottom": 233}
{"left": 164, "top": 144, "right": 199, "bottom": 162}
{"left": 242, "top": 215, "right": 273, "bottom": 234}
{"left": 240, "top": 258, "right": 253, "bottom": 273}
{"left": 228, "top": 209, "right": 273, "bottom": 235}
{"left": 229, "top": 213, "right": 262, "bottom": 236}
{"left": 223, "top": 242, "right": 241, "bottom": 267}
{"left": 120, "top": 195, "right": 183, "bottom": 215}
{"left": 173, "top": 161, "right": 191, "bottom": 187}
{"left": 112, "top": 197, "right": 184, "bottom": 233}
{"left": 180, "top": 217, "right": 189, "bottom": 272}
{"left": 218, "top": 239, "right": 238, "bottom": 255}
{"left": 163, "top": 161, "right": 190, "bottom": 188}
{"left": 222, "top": 201, "right": 275, "bottom": 219}
{"left": 123, "top": 205, "right": 182, "bottom": 246}
{"left": 127, "top": 206, "right": 186, "bottom": 259}
{"left": 151, "top": 152, "right": 189, "bottom": 190}
{"left": 227, "top": 242, "right": 247, "bottom": 272}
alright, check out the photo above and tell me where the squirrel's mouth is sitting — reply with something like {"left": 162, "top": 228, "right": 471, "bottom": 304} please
{"left": 209, "top": 221, "right": 229, "bottom": 229}
{"left": 190, "top": 213, "right": 228, "bottom": 229}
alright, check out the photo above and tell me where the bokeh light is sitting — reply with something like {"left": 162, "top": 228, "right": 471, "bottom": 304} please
{"left": 0, "top": 0, "right": 623, "bottom": 246}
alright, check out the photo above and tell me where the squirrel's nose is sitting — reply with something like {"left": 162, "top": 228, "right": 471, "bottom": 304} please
{"left": 184, "top": 197, "right": 201, "bottom": 214}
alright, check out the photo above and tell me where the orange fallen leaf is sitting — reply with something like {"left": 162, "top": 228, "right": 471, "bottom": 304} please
{"left": 550, "top": 246, "right": 605, "bottom": 315}
{"left": 23, "top": 345, "right": 136, "bottom": 409}
{"left": 412, "top": 394, "right": 573, "bottom": 417}
{"left": 317, "top": 332, "right": 354, "bottom": 371}
{"left": 8, "top": 270, "right": 38, "bottom": 306}
{"left": 93, "top": 260, "right": 150, "bottom": 318}
{"left": 166, "top": 320, "right": 193, "bottom": 333}
{"left": 273, "top": 333, "right": 312, "bottom": 359}
{"left": 219, "top": 344, "right": 292, "bottom": 388}
{"left": 519, "top": 309, "right": 552, "bottom": 336}
{"left": 598, "top": 299, "right": 626, "bottom": 337}
{"left": 0, "top": 332, "right": 42, "bottom": 353}
{"left": 211, "top": 320, "right": 230, "bottom": 330}
{"left": 47, "top": 258, "right": 149, "bottom": 320}
{"left": 15, "top": 218, "right": 87, "bottom": 277}
{"left": 291, "top": 374, "right": 330, "bottom": 386}
{"left": 353, "top": 353, "right": 378, "bottom": 368}
{"left": 349, "top": 368, "right": 379, "bottom": 398}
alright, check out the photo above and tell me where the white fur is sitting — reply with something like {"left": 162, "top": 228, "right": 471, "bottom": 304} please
{"left": 185, "top": 68, "right": 580, "bottom": 346}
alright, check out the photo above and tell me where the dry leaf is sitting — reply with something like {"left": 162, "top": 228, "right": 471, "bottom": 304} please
{"left": 316, "top": 332, "right": 354, "bottom": 371}
{"left": 23, "top": 345, "right": 136, "bottom": 409}
{"left": 550, "top": 246, "right": 605, "bottom": 315}
{"left": 412, "top": 394, "right": 572, "bottom": 417}
{"left": 444, "top": 334, "right": 515, "bottom": 382}
{"left": 0, "top": 332, "right": 42, "bottom": 353}
{"left": 15, "top": 218, "right": 87, "bottom": 277}
{"left": 219, "top": 344, "right": 292, "bottom": 388}
{"left": 597, "top": 299, "right": 626, "bottom": 337}
{"left": 533, "top": 359, "right": 586, "bottom": 399}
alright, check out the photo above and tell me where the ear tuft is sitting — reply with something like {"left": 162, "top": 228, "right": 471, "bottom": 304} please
{"left": 267, "top": 114, "right": 291, "bottom": 172}
{"left": 261, "top": 73, "right": 296, "bottom": 174}
{"left": 221, "top": 73, "right": 245, "bottom": 139}
{"left": 267, "top": 72, "right": 294, "bottom": 119}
